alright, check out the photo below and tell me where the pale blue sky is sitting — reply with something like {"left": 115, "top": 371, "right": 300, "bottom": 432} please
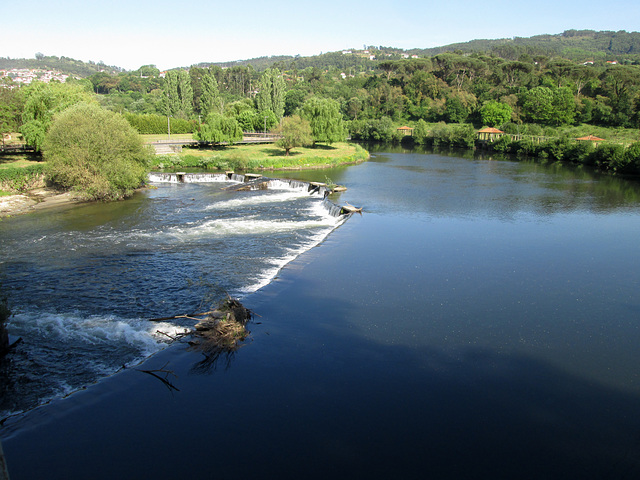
{"left": 4, "top": 0, "right": 639, "bottom": 70}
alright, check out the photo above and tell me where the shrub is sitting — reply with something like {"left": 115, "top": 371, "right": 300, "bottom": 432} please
{"left": 124, "top": 112, "right": 195, "bottom": 134}
{"left": 43, "top": 103, "right": 151, "bottom": 201}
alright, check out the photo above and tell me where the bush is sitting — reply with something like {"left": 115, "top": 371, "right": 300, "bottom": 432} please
{"left": 430, "top": 123, "right": 476, "bottom": 148}
{"left": 43, "top": 103, "right": 151, "bottom": 201}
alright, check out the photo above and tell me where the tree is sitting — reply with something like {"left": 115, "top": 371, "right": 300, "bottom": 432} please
{"left": 284, "top": 88, "right": 307, "bottom": 116}
{"left": 43, "top": 103, "right": 151, "bottom": 201}
{"left": 274, "top": 115, "right": 313, "bottom": 155}
{"left": 194, "top": 113, "right": 243, "bottom": 144}
{"left": 200, "top": 70, "right": 223, "bottom": 117}
{"left": 0, "top": 82, "right": 24, "bottom": 142}
{"left": 301, "top": 97, "right": 345, "bottom": 144}
{"left": 521, "top": 86, "right": 575, "bottom": 126}
{"left": 162, "top": 70, "right": 193, "bottom": 119}
{"left": 480, "top": 101, "right": 513, "bottom": 127}
{"left": 444, "top": 96, "right": 469, "bottom": 123}
{"left": 20, "top": 81, "right": 94, "bottom": 151}
{"left": 256, "top": 68, "right": 285, "bottom": 120}
{"left": 253, "top": 110, "right": 277, "bottom": 133}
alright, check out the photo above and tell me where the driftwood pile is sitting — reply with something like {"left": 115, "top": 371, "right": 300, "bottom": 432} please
{"left": 149, "top": 296, "right": 253, "bottom": 371}
{"left": 191, "top": 297, "right": 252, "bottom": 353}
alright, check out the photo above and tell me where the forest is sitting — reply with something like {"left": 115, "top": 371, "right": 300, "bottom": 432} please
{"left": 2, "top": 29, "right": 640, "bottom": 174}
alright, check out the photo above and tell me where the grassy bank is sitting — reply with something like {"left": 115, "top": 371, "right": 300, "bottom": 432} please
{"left": 0, "top": 154, "right": 46, "bottom": 194}
{"left": 150, "top": 142, "right": 369, "bottom": 171}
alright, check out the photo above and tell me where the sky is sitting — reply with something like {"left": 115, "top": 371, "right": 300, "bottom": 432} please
{"left": 4, "top": 0, "right": 640, "bottom": 71}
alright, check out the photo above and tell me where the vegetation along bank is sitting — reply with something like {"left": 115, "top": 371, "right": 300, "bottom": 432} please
{"left": 2, "top": 29, "right": 640, "bottom": 201}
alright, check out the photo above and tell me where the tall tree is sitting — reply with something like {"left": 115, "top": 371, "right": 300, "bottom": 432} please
{"left": 200, "top": 70, "right": 223, "bottom": 117}
{"left": 0, "top": 79, "right": 24, "bottom": 141}
{"left": 162, "top": 70, "right": 193, "bottom": 119}
{"left": 256, "top": 68, "right": 285, "bottom": 120}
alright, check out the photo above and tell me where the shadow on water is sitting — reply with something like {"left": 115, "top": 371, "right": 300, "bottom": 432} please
{"left": 3, "top": 287, "right": 640, "bottom": 480}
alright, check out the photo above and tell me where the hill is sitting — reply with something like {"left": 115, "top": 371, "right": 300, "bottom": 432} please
{"left": 408, "top": 30, "right": 640, "bottom": 63}
{"left": 0, "top": 54, "right": 122, "bottom": 77}
{"left": 2, "top": 30, "right": 639, "bottom": 78}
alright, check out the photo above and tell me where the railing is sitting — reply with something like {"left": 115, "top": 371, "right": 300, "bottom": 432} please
{"left": 148, "top": 133, "right": 283, "bottom": 146}
{"left": 0, "top": 144, "right": 36, "bottom": 153}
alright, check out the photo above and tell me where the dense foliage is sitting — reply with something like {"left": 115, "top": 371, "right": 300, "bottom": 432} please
{"left": 3, "top": 29, "right": 640, "bottom": 179}
{"left": 194, "top": 113, "right": 243, "bottom": 144}
{"left": 19, "top": 81, "right": 95, "bottom": 151}
{"left": 43, "top": 103, "right": 151, "bottom": 200}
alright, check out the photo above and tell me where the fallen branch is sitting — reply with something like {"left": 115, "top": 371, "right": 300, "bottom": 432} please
{"left": 148, "top": 311, "right": 215, "bottom": 322}
{"left": 136, "top": 362, "right": 180, "bottom": 392}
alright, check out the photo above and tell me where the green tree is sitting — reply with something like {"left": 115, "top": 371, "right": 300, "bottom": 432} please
{"left": 194, "top": 113, "right": 243, "bottom": 144}
{"left": 256, "top": 68, "right": 285, "bottom": 120}
{"left": 162, "top": 70, "right": 193, "bottom": 119}
{"left": 20, "top": 81, "right": 94, "bottom": 151}
{"left": 43, "top": 103, "right": 151, "bottom": 201}
{"left": 521, "top": 86, "right": 575, "bottom": 126}
{"left": 444, "top": 96, "right": 469, "bottom": 123}
{"left": 200, "top": 70, "right": 223, "bottom": 117}
{"left": 0, "top": 81, "right": 23, "bottom": 142}
{"left": 252, "top": 110, "right": 277, "bottom": 133}
{"left": 301, "top": 97, "right": 345, "bottom": 144}
{"left": 284, "top": 88, "right": 307, "bottom": 116}
{"left": 274, "top": 115, "right": 313, "bottom": 155}
{"left": 480, "top": 101, "right": 513, "bottom": 127}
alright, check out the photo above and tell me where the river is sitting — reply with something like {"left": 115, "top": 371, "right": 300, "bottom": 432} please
{"left": 2, "top": 145, "right": 640, "bottom": 479}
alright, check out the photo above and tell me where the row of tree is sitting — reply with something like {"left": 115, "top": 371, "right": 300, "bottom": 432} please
{"left": 83, "top": 53, "right": 640, "bottom": 133}
{"left": 4, "top": 41, "right": 640, "bottom": 159}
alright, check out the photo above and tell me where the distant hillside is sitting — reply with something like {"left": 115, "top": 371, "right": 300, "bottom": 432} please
{"left": 408, "top": 30, "right": 640, "bottom": 62}
{"left": 193, "top": 50, "right": 380, "bottom": 73}
{"left": 3, "top": 30, "right": 639, "bottom": 79}
{"left": 0, "top": 54, "right": 122, "bottom": 77}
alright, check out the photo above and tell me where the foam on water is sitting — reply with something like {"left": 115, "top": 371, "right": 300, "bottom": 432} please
{"left": 148, "top": 172, "right": 228, "bottom": 183}
{"left": 9, "top": 311, "right": 175, "bottom": 357}
{"left": 206, "top": 190, "right": 312, "bottom": 210}
{"left": 0, "top": 175, "right": 352, "bottom": 419}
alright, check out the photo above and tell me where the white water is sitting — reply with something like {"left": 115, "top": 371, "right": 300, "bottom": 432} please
{"left": 0, "top": 175, "right": 350, "bottom": 419}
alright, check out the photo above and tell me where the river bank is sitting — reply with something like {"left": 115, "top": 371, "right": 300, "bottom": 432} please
{"left": 0, "top": 188, "right": 84, "bottom": 218}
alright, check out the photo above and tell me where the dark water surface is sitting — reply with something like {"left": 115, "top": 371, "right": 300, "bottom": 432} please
{"left": 3, "top": 146, "right": 640, "bottom": 479}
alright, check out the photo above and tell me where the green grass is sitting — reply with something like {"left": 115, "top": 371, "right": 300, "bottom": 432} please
{"left": 149, "top": 142, "right": 369, "bottom": 171}
{"left": 0, "top": 154, "right": 44, "bottom": 170}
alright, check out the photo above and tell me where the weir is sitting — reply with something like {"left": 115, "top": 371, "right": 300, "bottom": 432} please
{"left": 148, "top": 172, "right": 228, "bottom": 183}
{"left": 148, "top": 172, "right": 359, "bottom": 217}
